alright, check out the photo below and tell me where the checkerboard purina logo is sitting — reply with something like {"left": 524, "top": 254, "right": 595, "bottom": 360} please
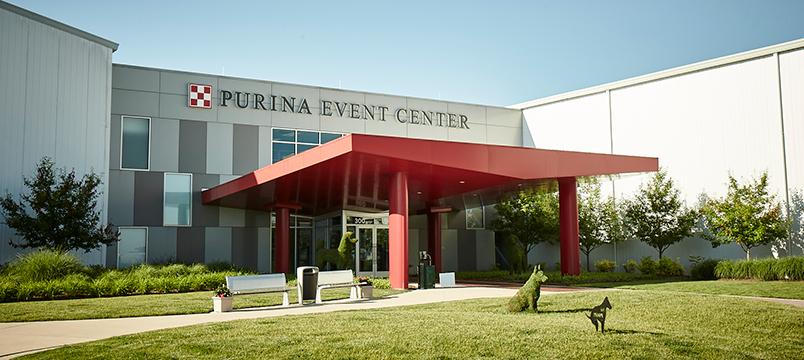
{"left": 188, "top": 83, "right": 212, "bottom": 109}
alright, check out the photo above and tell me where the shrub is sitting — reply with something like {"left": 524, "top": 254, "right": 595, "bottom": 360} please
{"left": 4, "top": 250, "right": 85, "bottom": 281}
{"left": 638, "top": 256, "right": 657, "bottom": 275}
{"left": 366, "top": 277, "right": 390, "bottom": 289}
{"left": 594, "top": 259, "right": 615, "bottom": 272}
{"left": 623, "top": 259, "right": 638, "bottom": 273}
{"left": 689, "top": 257, "right": 719, "bottom": 280}
{"left": 655, "top": 257, "right": 684, "bottom": 277}
{"left": 715, "top": 256, "right": 804, "bottom": 281}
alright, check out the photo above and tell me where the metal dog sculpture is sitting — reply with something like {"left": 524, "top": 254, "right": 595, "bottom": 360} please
{"left": 586, "top": 297, "right": 612, "bottom": 333}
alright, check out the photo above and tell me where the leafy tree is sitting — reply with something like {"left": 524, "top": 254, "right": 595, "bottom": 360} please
{"left": 0, "top": 157, "right": 119, "bottom": 253}
{"left": 492, "top": 187, "right": 559, "bottom": 271}
{"left": 578, "top": 179, "right": 624, "bottom": 271}
{"left": 699, "top": 172, "right": 788, "bottom": 260}
{"left": 623, "top": 169, "right": 696, "bottom": 258}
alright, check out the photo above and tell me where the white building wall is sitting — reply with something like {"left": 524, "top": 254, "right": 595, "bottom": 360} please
{"left": 523, "top": 49, "right": 802, "bottom": 269}
{"left": 780, "top": 49, "right": 804, "bottom": 256}
{"left": 0, "top": 6, "right": 114, "bottom": 264}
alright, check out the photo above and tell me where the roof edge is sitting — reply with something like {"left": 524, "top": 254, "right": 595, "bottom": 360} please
{"left": 511, "top": 37, "right": 804, "bottom": 109}
{"left": 0, "top": 1, "right": 118, "bottom": 51}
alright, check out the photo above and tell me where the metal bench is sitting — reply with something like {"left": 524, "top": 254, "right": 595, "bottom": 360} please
{"left": 226, "top": 273, "right": 293, "bottom": 307}
{"left": 315, "top": 270, "right": 367, "bottom": 304}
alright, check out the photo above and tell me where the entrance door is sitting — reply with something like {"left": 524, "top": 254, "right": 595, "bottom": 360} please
{"left": 354, "top": 226, "right": 389, "bottom": 277}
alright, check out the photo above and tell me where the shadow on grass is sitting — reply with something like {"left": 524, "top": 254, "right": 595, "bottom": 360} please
{"left": 539, "top": 307, "right": 591, "bottom": 314}
{"left": 604, "top": 328, "right": 666, "bottom": 336}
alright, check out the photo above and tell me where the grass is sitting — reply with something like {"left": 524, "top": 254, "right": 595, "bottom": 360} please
{"left": 586, "top": 279, "right": 804, "bottom": 300}
{"left": 23, "top": 290, "right": 804, "bottom": 359}
{"left": 0, "top": 288, "right": 403, "bottom": 322}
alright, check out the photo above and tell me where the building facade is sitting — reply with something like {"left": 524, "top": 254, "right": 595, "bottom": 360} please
{"left": 0, "top": 1, "right": 801, "bottom": 275}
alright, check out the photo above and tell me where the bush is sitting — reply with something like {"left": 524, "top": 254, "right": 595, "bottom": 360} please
{"left": 715, "top": 256, "right": 804, "bottom": 281}
{"left": 3, "top": 250, "right": 85, "bottom": 281}
{"left": 594, "top": 259, "right": 615, "bottom": 272}
{"left": 656, "top": 257, "right": 684, "bottom": 277}
{"left": 623, "top": 259, "right": 638, "bottom": 273}
{"left": 638, "top": 257, "right": 657, "bottom": 275}
{"left": 689, "top": 257, "right": 719, "bottom": 280}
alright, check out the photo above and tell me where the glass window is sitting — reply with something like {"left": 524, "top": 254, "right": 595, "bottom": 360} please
{"left": 320, "top": 132, "right": 342, "bottom": 144}
{"left": 464, "top": 195, "right": 485, "bottom": 229}
{"left": 272, "top": 142, "right": 295, "bottom": 163}
{"left": 297, "top": 131, "right": 319, "bottom": 144}
{"left": 297, "top": 144, "right": 316, "bottom": 153}
{"left": 272, "top": 128, "right": 295, "bottom": 142}
{"left": 118, "top": 228, "right": 147, "bottom": 268}
{"left": 164, "top": 174, "right": 192, "bottom": 226}
{"left": 121, "top": 116, "right": 150, "bottom": 169}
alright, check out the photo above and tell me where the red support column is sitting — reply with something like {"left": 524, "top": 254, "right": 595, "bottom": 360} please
{"left": 427, "top": 211, "right": 442, "bottom": 274}
{"left": 274, "top": 207, "right": 290, "bottom": 274}
{"left": 389, "top": 172, "right": 409, "bottom": 289}
{"left": 559, "top": 177, "right": 581, "bottom": 276}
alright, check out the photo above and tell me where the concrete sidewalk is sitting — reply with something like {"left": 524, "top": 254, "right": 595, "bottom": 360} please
{"left": 0, "top": 286, "right": 524, "bottom": 359}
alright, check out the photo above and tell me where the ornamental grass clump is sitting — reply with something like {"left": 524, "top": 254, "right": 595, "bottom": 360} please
{"left": 3, "top": 250, "right": 84, "bottom": 282}
{"left": 715, "top": 256, "right": 804, "bottom": 281}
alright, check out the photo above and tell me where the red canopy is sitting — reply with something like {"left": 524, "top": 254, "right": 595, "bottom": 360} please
{"left": 202, "top": 134, "right": 658, "bottom": 214}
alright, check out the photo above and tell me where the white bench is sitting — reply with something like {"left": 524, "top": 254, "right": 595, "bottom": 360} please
{"left": 226, "top": 273, "right": 293, "bottom": 307}
{"left": 315, "top": 270, "right": 367, "bottom": 304}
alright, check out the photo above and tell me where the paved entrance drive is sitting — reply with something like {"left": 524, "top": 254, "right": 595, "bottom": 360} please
{"left": 0, "top": 286, "right": 539, "bottom": 359}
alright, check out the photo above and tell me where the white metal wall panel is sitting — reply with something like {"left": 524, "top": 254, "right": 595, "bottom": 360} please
{"left": 780, "top": 49, "right": 804, "bottom": 256}
{"left": 610, "top": 56, "right": 787, "bottom": 205}
{"left": 522, "top": 92, "right": 611, "bottom": 153}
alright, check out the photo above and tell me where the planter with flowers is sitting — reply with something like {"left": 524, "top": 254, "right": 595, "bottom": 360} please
{"left": 357, "top": 277, "right": 373, "bottom": 299}
{"left": 212, "top": 285, "right": 233, "bottom": 312}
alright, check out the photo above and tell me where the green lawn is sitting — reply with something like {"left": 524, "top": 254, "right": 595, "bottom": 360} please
{"left": 0, "top": 288, "right": 403, "bottom": 322}
{"left": 586, "top": 279, "right": 804, "bottom": 300}
{"left": 23, "top": 290, "right": 804, "bottom": 359}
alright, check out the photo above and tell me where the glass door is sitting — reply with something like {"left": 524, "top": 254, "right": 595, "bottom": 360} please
{"left": 357, "top": 227, "right": 375, "bottom": 275}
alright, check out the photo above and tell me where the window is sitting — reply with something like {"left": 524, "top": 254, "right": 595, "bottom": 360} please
{"left": 120, "top": 116, "right": 150, "bottom": 170}
{"left": 164, "top": 173, "right": 192, "bottom": 226}
{"left": 464, "top": 195, "right": 485, "bottom": 230}
{"left": 271, "top": 128, "right": 344, "bottom": 163}
{"left": 118, "top": 227, "right": 147, "bottom": 268}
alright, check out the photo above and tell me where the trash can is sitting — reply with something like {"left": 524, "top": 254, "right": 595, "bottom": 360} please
{"left": 296, "top": 266, "right": 319, "bottom": 305}
{"left": 418, "top": 251, "right": 436, "bottom": 289}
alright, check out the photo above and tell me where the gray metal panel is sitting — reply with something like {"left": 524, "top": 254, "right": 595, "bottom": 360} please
{"left": 133, "top": 171, "right": 163, "bottom": 226}
{"left": 105, "top": 243, "right": 117, "bottom": 268}
{"left": 178, "top": 120, "right": 207, "bottom": 173}
{"left": 441, "top": 229, "right": 458, "bottom": 272}
{"left": 206, "top": 123, "right": 233, "bottom": 175}
{"left": 55, "top": 34, "right": 90, "bottom": 171}
{"left": 0, "top": 8, "right": 28, "bottom": 199}
{"left": 457, "top": 230, "right": 477, "bottom": 271}
{"left": 231, "top": 227, "right": 258, "bottom": 271}
{"left": 22, "top": 22, "right": 59, "bottom": 177}
{"left": 204, "top": 227, "right": 232, "bottom": 263}
{"left": 232, "top": 124, "right": 260, "bottom": 175}
{"left": 177, "top": 227, "right": 204, "bottom": 264}
{"left": 150, "top": 118, "right": 180, "bottom": 172}
{"left": 475, "top": 230, "right": 496, "bottom": 271}
{"left": 112, "top": 66, "right": 159, "bottom": 92}
{"left": 192, "top": 173, "right": 220, "bottom": 227}
{"left": 112, "top": 89, "right": 159, "bottom": 118}
{"left": 245, "top": 209, "right": 270, "bottom": 227}
{"left": 109, "top": 115, "right": 121, "bottom": 170}
{"left": 219, "top": 207, "right": 245, "bottom": 227}
{"left": 257, "top": 227, "right": 270, "bottom": 273}
{"left": 107, "top": 170, "right": 134, "bottom": 226}
{"left": 148, "top": 227, "right": 177, "bottom": 264}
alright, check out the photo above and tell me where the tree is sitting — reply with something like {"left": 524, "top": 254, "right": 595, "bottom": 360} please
{"left": 491, "top": 187, "right": 559, "bottom": 271}
{"left": 578, "top": 180, "right": 624, "bottom": 271}
{"left": 0, "top": 157, "right": 119, "bottom": 253}
{"left": 623, "top": 169, "right": 696, "bottom": 259}
{"left": 699, "top": 172, "right": 788, "bottom": 260}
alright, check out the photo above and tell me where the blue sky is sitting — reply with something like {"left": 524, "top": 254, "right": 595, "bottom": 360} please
{"left": 10, "top": 0, "right": 804, "bottom": 106}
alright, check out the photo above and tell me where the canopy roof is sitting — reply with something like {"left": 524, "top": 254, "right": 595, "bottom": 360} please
{"left": 202, "top": 134, "right": 658, "bottom": 215}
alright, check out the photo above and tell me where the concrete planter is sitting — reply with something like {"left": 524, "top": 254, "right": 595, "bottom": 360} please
{"left": 361, "top": 285, "right": 373, "bottom": 299}
{"left": 212, "top": 296, "right": 233, "bottom": 312}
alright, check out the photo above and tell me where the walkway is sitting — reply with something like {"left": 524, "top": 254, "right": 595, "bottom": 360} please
{"left": 0, "top": 286, "right": 528, "bottom": 359}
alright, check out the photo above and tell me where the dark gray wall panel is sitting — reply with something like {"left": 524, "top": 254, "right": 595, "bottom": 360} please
{"left": 148, "top": 227, "right": 177, "bottom": 264}
{"left": 457, "top": 230, "right": 477, "bottom": 271}
{"left": 232, "top": 124, "right": 259, "bottom": 175}
{"left": 105, "top": 243, "right": 117, "bottom": 268}
{"left": 231, "top": 227, "right": 258, "bottom": 271}
{"left": 133, "top": 171, "right": 163, "bottom": 226}
{"left": 192, "top": 174, "right": 220, "bottom": 227}
{"left": 177, "top": 227, "right": 204, "bottom": 264}
{"left": 107, "top": 170, "right": 134, "bottom": 226}
{"left": 150, "top": 118, "right": 180, "bottom": 172}
{"left": 178, "top": 120, "right": 206, "bottom": 173}
{"left": 109, "top": 115, "right": 121, "bottom": 170}
{"left": 245, "top": 209, "right": 269, "bottom": 227}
